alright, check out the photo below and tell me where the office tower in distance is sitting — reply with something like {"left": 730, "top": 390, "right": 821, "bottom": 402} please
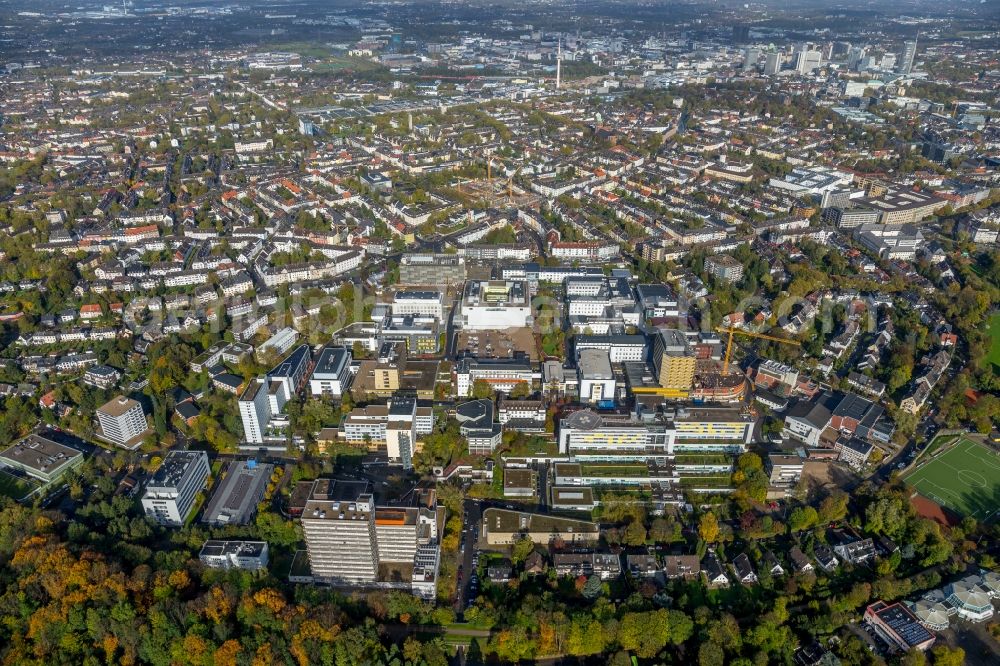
{"left": 898, "top": 39, "right": 917, "bottom": 74}
{"left": 556, "top": 38, "right": 562, "bottom": 89}
{"left": 847, "top": 45, "right": 866, "bottom": 71}
{"left": 764, "top": 51, "right": 782, "bottom": 76}
{"left": 796, "top": 49, "right": 822, "bottom": 75}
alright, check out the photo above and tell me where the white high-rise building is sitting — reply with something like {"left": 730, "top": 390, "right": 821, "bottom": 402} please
{"left": 302, "top": 487, "right": 379, "bottom": 583}
{"left": 299, "top": 480, "right": 442, "bottom": 597}
{"left": 308, "top": 347, "right": 352, "bottom": 398}
{"left": 239, "top": 378, "right": 271, "bottom": 444}
{"left": 96, "top": 396, "right": 149, "bottom": 449}
{"left": 141, "top": 451, "right": 210, "bottom": 526}
{"left": 556, "top": 38, "right": 562, "bottom": 89}
{"left": 578, "top": 348, "right": 617, "bottom": 404}
{"left": 238, "top": 344, "right": 311, "bottom": 443}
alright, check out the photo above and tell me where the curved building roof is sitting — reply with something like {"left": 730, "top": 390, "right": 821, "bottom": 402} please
{"left": 946, "top": 579, "right": 992, "bottom": 611}
{"left": 910, "top": 599, "right": 950, "bottom": 630}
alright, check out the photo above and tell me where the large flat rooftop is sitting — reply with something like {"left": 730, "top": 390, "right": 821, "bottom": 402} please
{"left": 483, "top": 507, "right": 599, "bottom": 536}
{"left": 0, "top": 434, "right": 83, "bottom": 477}
{"left": 97, "top": 395, "right": 140, "bottom": 417}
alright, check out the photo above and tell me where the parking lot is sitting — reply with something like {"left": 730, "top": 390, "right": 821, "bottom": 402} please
{"left": 455, "top": 327, "right": 538, "bottom": 362}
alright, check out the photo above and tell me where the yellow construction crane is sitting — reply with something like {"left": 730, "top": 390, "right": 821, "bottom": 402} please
{"left": 716, "top": 327, "right": 801, "bottom": 375}
{"left": 507, "top": 165, "right": 523, "bottom": 203}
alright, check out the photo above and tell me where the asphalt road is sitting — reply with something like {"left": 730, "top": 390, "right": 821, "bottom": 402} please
{"left": 456, "top": 499, "right": 483, "bottom": 617}
{"left": 537, "top": 460, "right": 549, "bottom": 510}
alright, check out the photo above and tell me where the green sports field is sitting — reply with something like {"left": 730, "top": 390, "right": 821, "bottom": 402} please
{"left": 903, "top": 437, "right": 1000, "bottom": 522}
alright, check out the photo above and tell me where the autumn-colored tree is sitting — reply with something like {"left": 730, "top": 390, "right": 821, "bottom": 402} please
{"left": 567, "top": 615, "right": 604, "bottom": 656}
{"left": 490, "top": 625, "right": 536, "bottom": 662}
{"left": 178, "top": 634, "right": 211, "bottom": 666}
{"left": 509, "top": 381, "right": 531, "bottom": 399}
{"left": 618, "top": 610, "right": 675, "bottom": 658}
{"left": 471, "top": 379, "right": 494, "bottom": 400}
{"left": 537, "top": 620, "right": 559, "bottom": 656}
{"left": 624, "top": 520, "right": 648, "bottom": 546}
{"left": 203, "top": 586, "right": 233, "bottom": 624}
{"left": 511, "top": 536, "right": 534, "bottom": 564}
{"left": 930, "top": 645, "right": 965, "bottom": 666}
{"left": 698, "top": 511, "right": 720, "bottom": 543}
{"left": 251, "top": 643, "right": 275, "bottom": 666}
{"left": 213, "top": 640, "right": 241, "bottom": 666}
{"left": 817, "top": 490, "right": 849, "bottom": 524}
{"left": 101, "top": 635, "right": 119, "bottom": 664}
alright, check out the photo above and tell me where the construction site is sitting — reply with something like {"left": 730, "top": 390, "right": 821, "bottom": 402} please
{"left": 452, "top": 157, "right": 543, "bottom": 210}
{"left": 451, "top": 177, "right": 543, "bottom": 210}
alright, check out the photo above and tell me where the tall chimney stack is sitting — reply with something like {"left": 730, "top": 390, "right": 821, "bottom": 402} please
{"left": 556, "top": 39, "right": 562, "bottom": 90}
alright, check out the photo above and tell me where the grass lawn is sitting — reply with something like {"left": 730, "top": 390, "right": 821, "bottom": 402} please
{"left": 902, "top": 437, "right": 1000, "bottom": 523}
{"left": 270, "top": 42, "right": 338, "bottom": 59}
{"left": 0, "top": 469, "right": 40, "bottom": 501}
{"left": 579, "top": 463, "right": 647, "bottom": 477}
{"left": 917, "top": 433, "right": 959, "bottom": 462}
{"left": 677, "top": 475, "right": 733, "bottom": 488}
{"left": 987, "top": 312, "right": 1000, "bottom": 373}
{"left": 310, "top": 56, "right": 386, "bottom": 73}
